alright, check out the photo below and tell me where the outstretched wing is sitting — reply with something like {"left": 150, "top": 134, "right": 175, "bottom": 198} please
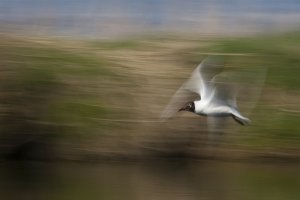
{"left": 160, "top": 56, "right": 224, "bottom": 120}
{"left": 233, "top": 66, "right": 267, "bottom": 116}
{"left": 211, "top": 66, "right": 267, "bottom": 115}
{"left": 160, "top": 86, "right": 198, "bottom": 120}
{"left": 209, "top": 71, "right": 240, "bottom": 108}
{"left": 185, "top": 56, "right": 224, "bottom": 100}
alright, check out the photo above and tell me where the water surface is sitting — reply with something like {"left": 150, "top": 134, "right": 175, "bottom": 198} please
{"left": 0, "top": 160, "right": 299, "bottom": 200}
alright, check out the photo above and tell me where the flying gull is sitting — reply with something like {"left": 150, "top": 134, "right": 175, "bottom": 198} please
{"left": 160, "top": 56, "right": 266, "bottom": 129}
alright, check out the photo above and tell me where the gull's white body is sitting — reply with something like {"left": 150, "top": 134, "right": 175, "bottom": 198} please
{"left": 194, "top": 100, "right": 231, "bottom": 116}
{"left": 194, "top": 94, "right": 250, "bottom": 125}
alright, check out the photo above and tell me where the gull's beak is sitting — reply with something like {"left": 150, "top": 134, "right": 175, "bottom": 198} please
{"left": 178, "top": 107, "right": 185, "bottom": 112}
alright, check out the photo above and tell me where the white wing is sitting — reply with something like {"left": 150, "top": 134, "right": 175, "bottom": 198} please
{"left": 160, "top": 56, "right": 224, "bottom": 120}
{"left": 236, "top": 66, "right": 267, "bottom": 116}
{"left": 185, "top": 56, "right": 224, "bottom": 100}
{"left": 209, "top": 72, "right": 240, "bottom": 108}
{"left": 211, "top": 66, "right": 267, "bottom": 116}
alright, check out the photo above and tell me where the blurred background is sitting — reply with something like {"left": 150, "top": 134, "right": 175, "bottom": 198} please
{"left": 0, "top": 0, "right": 299, "bottom": 200}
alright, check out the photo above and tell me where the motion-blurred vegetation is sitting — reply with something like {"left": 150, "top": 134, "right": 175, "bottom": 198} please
{"left": 0, "top": 32, "right": 299, "bottom": 161}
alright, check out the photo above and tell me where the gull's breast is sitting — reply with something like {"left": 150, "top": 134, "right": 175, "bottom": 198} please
{"left": 202, "top": 105, "right": 232, "bottom": 117}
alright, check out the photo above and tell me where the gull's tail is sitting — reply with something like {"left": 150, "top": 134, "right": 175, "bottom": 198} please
{"left": 231, "top": 114, "right": 251, "bottom": 125}
{"left": 230, "top": 108, "right": 251, "bottom": 125}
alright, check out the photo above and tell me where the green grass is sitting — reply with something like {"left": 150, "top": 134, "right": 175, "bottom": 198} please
{"left": 0, "top": 33, "right": 299, "bottom": 159}
{"left": 90, "top": 39, "right": 142, "bottom": 50}
{"left": 0, "top": 37, "right": 122, "bottom": 142}
{"left": 213, "top": 34, "right": 300, "bottom": 89}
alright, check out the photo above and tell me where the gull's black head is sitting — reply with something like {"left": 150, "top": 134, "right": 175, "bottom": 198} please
{"left": 179, "top": 101, "right": 195, "bottom": 113}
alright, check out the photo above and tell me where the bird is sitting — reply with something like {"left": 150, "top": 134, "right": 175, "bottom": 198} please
{"left": 160, "top": 56, "right": 259, "bottom": 128}
{"left": 177, "top": 58, "right": 250, "bottom": 125}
